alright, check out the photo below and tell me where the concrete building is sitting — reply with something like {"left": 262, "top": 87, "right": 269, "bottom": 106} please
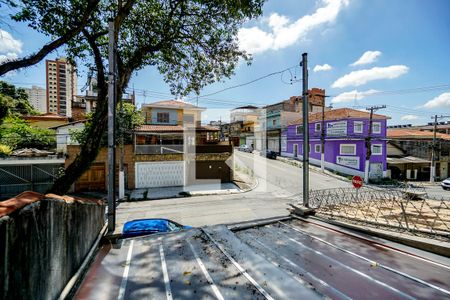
{"left": 387, "top": 128, "right": 450, "bottom": 180}
{"left": 24, "top": 86, "right": 47, "bottom": 113}
{"left": 257, "top": 88, "right": 326, "bottom": 153}
{"left": 229, "top": 105, "right": 260, "bottom": 147}
{"left": 283, "top": 108, "right": 389, "bottom": 180}
{"left": 46, "top": 58, "right": 77, "bottom": 117}
{"left": 132, "top": 100, "right": 229, "bottom": 188}
{"left": 50, "top": 120, "right": 86, "bottom": 153}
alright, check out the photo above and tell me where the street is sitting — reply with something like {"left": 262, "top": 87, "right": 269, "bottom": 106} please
{"left": 235, "top": 151, "right": 450, "bottom": 200}
{"left": 115, "top": 151, "right": 352, "bottom": 231}
{"left": 115, "top": 151, "right": 449, "bottom": 232}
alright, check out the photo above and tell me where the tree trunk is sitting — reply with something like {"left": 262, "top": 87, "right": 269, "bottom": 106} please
{"left": 49, "top": 98, "right": 108, "bottom": 195}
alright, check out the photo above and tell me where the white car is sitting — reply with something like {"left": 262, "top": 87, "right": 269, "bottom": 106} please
{"left": 239, "top": 144, "right": 253, "bottom": 153}
{"left": 441, "top": 178, "right": 450, "bottom": 190}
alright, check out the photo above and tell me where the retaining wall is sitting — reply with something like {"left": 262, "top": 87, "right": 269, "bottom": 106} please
{"left": 0, "top": 192, "right": 105, "bottom": 299}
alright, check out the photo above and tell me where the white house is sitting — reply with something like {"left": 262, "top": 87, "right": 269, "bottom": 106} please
{"left": 50, "top": 120, "right": 86, "bottom": 153}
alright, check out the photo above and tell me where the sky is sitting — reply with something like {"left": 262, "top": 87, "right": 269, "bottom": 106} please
{"left": 1, "top": 0, "right": 450, "bottom": 125}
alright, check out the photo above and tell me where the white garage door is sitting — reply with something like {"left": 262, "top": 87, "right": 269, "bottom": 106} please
{"left": 135, "top": 161, "right": 184, "bottom": 188}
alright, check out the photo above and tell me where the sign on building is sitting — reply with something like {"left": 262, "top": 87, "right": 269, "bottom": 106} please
{"left": 326, "top": 121, "right": 347, "bottom": 136}
{"left": 336, "top": 156, "right": 359, "bottom": 169}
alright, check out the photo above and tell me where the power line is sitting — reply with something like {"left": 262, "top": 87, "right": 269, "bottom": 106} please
{"left": 189, "top": 65, "right": 298, "bottom": 101}
{"left": 328, "top": 83, "right": 450, "bottom": 98}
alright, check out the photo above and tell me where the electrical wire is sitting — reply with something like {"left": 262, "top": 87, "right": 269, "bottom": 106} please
{"left": 188, "top": 65, "right": 298, "bottom": 101}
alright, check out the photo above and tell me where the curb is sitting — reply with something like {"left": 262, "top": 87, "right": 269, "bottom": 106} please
{"left": 305, "top": 215, "right": 450, "bottom": 258}
{"left": 238, "top": 176, "right": 259, "bottom": 193}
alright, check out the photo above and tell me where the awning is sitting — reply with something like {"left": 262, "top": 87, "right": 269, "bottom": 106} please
{"left": 387, "top": 156, "right": 430, "bottom": 165}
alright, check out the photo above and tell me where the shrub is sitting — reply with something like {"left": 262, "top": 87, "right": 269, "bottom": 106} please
{"left": 0, "top": 144, "right": 12, "bottom": 157}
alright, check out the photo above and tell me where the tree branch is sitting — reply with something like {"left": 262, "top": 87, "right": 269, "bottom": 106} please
{"left": 0, "top": 0, "right": 100, "bottom": 76}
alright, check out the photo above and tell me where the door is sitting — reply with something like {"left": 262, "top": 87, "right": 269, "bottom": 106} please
{"left": 293, "top": 144, "right": 298, "bottom": 157}
{"left": 135, "top": 161, "right": 184, "bottom": 188}
{"left": 75, "top": 163, "right": 106, "bottom": 192}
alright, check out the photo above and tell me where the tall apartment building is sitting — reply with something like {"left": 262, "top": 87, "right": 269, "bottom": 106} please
{"left": 24, "top": 85, "right": 47, "bottom": 113}
{"left": 46, "top": 58, "right": 77, "bottom": 117}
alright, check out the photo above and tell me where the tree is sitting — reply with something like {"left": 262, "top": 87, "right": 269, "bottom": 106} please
{"left": 0, "top": 81, "right": 37, "bottom": 117}
{"left": 70, "top": 102, "right": 144, "bottom": 146}
{"left": 13, "top": 0, "right": 265, "bottom": 194}
{"left": 0, "top": 0, "right": 101, "bottom": 76}
{"left": 0, "top": 116, "right": 56, "bottom": 150}
{"left": 0, "top": 81, "right": 54, "bottom": 150}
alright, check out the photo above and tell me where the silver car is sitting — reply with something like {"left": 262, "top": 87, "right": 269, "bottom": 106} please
{"left": 239, "top": 144, "right": 253, "bottom": 153}
{"left": 441, "top": 178, "right": 450, "bottom": 190}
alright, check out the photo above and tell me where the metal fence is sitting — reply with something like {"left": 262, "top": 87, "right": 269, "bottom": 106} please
{"left": 0, "top": 164, "right": 63, "bottom": 200}
{"left": 135, "top": 145, "right": 184, "bottom": 154}
{"left": 293, "top": 185, "right": 450, "bottom": 240}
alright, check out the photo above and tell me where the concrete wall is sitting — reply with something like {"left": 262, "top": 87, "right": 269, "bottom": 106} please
{"left": 0, "top": 194, "right": 105, "bottom": 300}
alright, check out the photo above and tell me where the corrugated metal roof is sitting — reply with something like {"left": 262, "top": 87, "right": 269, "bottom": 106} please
{"left": 387, "top": 156, "right": 430, "bottom": 164}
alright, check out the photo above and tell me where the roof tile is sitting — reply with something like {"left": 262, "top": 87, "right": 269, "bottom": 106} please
{"left": 289, "top": 108, "right": 389, "bottom": 125}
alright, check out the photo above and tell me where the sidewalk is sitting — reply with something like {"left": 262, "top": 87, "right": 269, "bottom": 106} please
{"left": 127, "top": 169, "right": 258, "bottom": 201}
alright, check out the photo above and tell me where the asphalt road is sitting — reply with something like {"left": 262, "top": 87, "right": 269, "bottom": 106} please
{"left": 234, "top": 150, "right": 351, "bottom": 196}
{"left": 235, "top": 151, "right": 450, "bottom": 200}
{"left": 114, "top": 151, "right": 352, "bottom": 231}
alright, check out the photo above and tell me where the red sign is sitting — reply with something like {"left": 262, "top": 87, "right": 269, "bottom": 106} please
{"left": 352, "top": 176, "right": 363, "bottom": 189}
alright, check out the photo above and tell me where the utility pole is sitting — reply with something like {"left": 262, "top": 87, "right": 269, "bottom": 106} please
{"left": 430, "top": 115, "right": 450, "bottom": 182}
{"left": 118, "top": 93, "right": 125, "bottom": 200}
{"left": 364, "top": 105, "right": 386, "bottom": 184}
{"left": 301, "top": 53, "right": 309, "bottom": 207}
{"left": 107, "top": 20, "right": 117, "bottom": 233}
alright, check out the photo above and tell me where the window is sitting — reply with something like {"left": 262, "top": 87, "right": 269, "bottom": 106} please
{"left": 157, "top": 112, "right": 170, "bottom": 123}
{"left": 340, "top": 144, "right": 356, "bottom": 155}
{"left": 315, "top": 144, "right": 321, "bottom": 153}
{"left": 354, "top": 121, "right": 363, "bottom": 133}
{"left": 372, "top": 122, "right": 381, "bottom": 134}
{"left": 296, "top": 125, "right": 303, "bottom": 135}
{"left": 372, "top": 144, "right": 382, "bottom": 155}
{"left": 315, "top": 123, "right": 321, "bottom": 132}
{"left": 272, "top": 119, "right": 277, "bottom": 126}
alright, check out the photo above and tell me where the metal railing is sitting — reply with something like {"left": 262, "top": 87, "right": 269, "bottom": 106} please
{"left": 135, "top": 145, "right": 184, "bottom": 154}
{"left": 292, "top": 186, "right": 450, "bottom": 240}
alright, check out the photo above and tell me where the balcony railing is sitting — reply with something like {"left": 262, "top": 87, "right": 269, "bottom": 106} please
{"left": 135, "top": 145, "right": 184, "bottom": 154}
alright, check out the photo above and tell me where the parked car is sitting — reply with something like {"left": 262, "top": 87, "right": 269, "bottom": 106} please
{"left": 122, "top": 218, "right": 192, "bottom": 238}
{"left": 238, "top": 144, "right": 253, "bottom": 153}
{"left": 261, "top": 150, "right": 278, "bottom": 159}
{"left": 441, "top": 178, "right": 450, "bottom": 190}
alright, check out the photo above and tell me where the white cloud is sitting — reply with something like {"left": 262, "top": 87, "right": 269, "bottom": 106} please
{"left": 0, "top": 29, "right": 22, "bottom": 54}
{"left": 331, "top": 89, "right": 378, "bottom": 103}
{"left": 350, "top": 50, "right": 382, "bottom": 66}
{"left": 313, "top": 64, "right": 332, "bottom": 72}
{"left": 331, "top": 65, "right": 409, "bottom": 88}
{"left": 0, "top": 52, "right": 18, "bottom": 64}
{"left": 238, "top": 0, "right": 349, "bottom": 54}
{"left": 423, "top": 93, "right": 450, "bottom": 109}
{"left": 401, "top": 115, "right": 419, "bottom": 121}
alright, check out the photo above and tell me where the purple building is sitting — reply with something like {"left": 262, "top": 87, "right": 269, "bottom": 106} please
{"left": 281, "top": 108, "right": 390, "bottom": 179}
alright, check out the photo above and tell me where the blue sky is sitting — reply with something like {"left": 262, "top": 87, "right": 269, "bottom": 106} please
{"left": 1, "top": 0, "right": 450, "bottom": 124}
